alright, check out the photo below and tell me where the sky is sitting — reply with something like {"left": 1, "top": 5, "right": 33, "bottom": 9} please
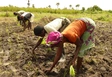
{"left": 0, "top": 0, "right": 112, "bottom": 10}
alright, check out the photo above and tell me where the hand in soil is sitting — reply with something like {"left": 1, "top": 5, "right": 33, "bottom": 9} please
{"left": 44, "top": 69, "right": 51, "bottom": 74}
{"left": 45, "top": 70, "right": 57, "bottom": 75}
{"left": 30, "top": 54, "right": 37, "bottom": 62}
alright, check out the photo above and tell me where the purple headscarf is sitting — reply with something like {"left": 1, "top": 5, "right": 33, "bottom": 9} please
{"left": 46, "top": 31, "right": 62, "bottom": 45}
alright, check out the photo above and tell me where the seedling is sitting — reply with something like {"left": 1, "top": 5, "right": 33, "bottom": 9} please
{"left": 41, "top": 38, "right": 46, "bottom": 44}
{"left": 69, "top": 65, "right": 75, "bottom": 77}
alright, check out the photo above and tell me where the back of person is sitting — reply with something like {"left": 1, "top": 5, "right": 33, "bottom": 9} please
{"left": 23, "top": 13, "right": 31, "bottom": 20}
{"left": 62, "top": 20, "right": 86, "bottom": 43}
{"left": 21, "top": 12, "right": 34, "bottom": 22}
{"left": 44, "top": 17, "right": 71, "bottom": 34}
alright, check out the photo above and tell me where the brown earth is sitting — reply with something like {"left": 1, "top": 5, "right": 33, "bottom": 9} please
{"left": 0, "top": 17, "right": 112, "bottom": 77}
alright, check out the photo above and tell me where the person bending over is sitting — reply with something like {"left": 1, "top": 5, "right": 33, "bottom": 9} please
{"left": 33, "top": 17, "right": 71, "bottom": 53}
{"left": 14, "top": 11, "right": 34, "bottom": 31}
{"left": 13, "top": 10, "right": 25, "bottom": 25}
{"left": 33, "top": 17, "right": 71, "bottom": 61}
{"left": 20, "top": 12, "right": 34, "bottom": 31}
{"left": 45, "top": 17, "right": 96, "bottom": 74}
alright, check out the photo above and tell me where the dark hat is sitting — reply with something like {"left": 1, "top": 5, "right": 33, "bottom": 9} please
{"left": 34, "top": 25, "right": 44, "bottom": 36}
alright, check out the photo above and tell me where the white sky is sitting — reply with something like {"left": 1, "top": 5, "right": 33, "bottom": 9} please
{"left": 0, "top": 0, "right": 112, "bottom": 10}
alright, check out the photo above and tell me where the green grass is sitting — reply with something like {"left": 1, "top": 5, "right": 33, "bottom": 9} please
{"left": 0, "top": 11, "right": 112, "bottom": 23}
{"left": 28, "top": 12, "right": 112, "bottom": 23}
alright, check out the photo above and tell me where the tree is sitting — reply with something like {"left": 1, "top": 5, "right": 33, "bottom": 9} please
{"left": 27, "top": 0, "right": 30, "bottom": 8}
{"left": 87, "top": 5, "right": 102, "bottom": 12}
{"left": 56, "top": 2, "right": 60, "bottom": 9}
{"left": 75, "top": 4, "right": 80, "bottom": 10}
{"left": 81, "top": 7, "right": 85, "bottom": 12}
{"left": 32, "top": 4, "right": 35, "bottom": 8}
{"left": 92, "top": 5, "right": 102, "bottom": 11}
{"left": 48, "top": 5, "right": 51, "bottom": 8}
{"left": 69, "top": 5, "right": 72, "bottom": 9}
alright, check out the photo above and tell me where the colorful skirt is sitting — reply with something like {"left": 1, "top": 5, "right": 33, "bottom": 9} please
{"left": 77, "top": 17, "right": 96, "bottom": 57}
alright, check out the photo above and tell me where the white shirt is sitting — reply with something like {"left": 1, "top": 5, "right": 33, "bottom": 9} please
{"left": 21, "top": 12, "right": 30, "bottom": 16}
{"left": 21, "top": 12, "right": 34, "bottom": 22}
{"left": 44, "top": 18, "right": 63, "bottom": 33}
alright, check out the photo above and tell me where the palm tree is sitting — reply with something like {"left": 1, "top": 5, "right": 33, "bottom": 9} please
{"left": 48, "top": 5, "right": 51, "bottom": 8}
{"left": 27, "top": 0, "right": 30, "bottom": 7}
{"left": 82, "top": 7, "right": 85, "bottom": 12}
{"left": 56, "top": 2, "right": 60, "bottom": 9}
{"left": 76, "top": 4, "right": 80, "bottom": 10}
{"left": 69, "top": 5, "right": 72, "bottom": 9}
{"left": 32, "top": 4, "right": 35, "bottom": 8}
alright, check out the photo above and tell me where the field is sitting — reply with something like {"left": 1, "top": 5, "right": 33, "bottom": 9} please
{"left": 0, "top": 13, "right": 112, "bottom": 77}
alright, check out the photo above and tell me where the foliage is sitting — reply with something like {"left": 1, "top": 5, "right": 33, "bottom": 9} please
{"left": 0, "top": 5, "right": 112, "bottom": 22}
{"left": 108, "top": 10, "right": 112, "bottom": 13}
{"left": 87, "top": 5, "right": 102, "bottom": 12}
{"left": 0, "top": 5, "right": 111, "bottom": 15}
{"left": 81, "top": 7, "right": 85, "bottom": 12}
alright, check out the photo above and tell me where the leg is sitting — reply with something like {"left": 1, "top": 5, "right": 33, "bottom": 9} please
{"left": 62, "top": 48, "right": 65, "bottom": 55}
{"left": 21, "top": 20, "right": 24, "bottom": 26}
{"left": 26, "top": 20, "right": 29, "bottom": 30}
{"left": 28, "top": 21, "right": 31, "bottom": 30}
{"left": 23, "top": 20, "right": 27, "bottom": 31}
{"left": 20, "top": 20, "right": 22, "bottom": 25}
{"left": 77, "top": 57, "right": 83, "bottom": 73}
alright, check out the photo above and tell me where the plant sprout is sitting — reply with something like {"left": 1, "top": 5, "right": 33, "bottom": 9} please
{"left": 69, "top": 65, "right": 75, "bottom": 77}
{"left": 41, "top": 38, "right": 46, "bottom": 44}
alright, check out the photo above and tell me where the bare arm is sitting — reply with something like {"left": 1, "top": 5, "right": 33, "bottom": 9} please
{"left": 46, "top": 42, "right": 63, "bottom": 73}
{"left": 32, "top": 37, "right": 43, "bottom": 54}
{"left": 70, "top": 37, "right": 82, "bottom": 66}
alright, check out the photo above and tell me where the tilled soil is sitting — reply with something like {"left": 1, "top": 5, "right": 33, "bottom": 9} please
{"left": 0, "top": 17, "right": 112, "bottom": 77}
